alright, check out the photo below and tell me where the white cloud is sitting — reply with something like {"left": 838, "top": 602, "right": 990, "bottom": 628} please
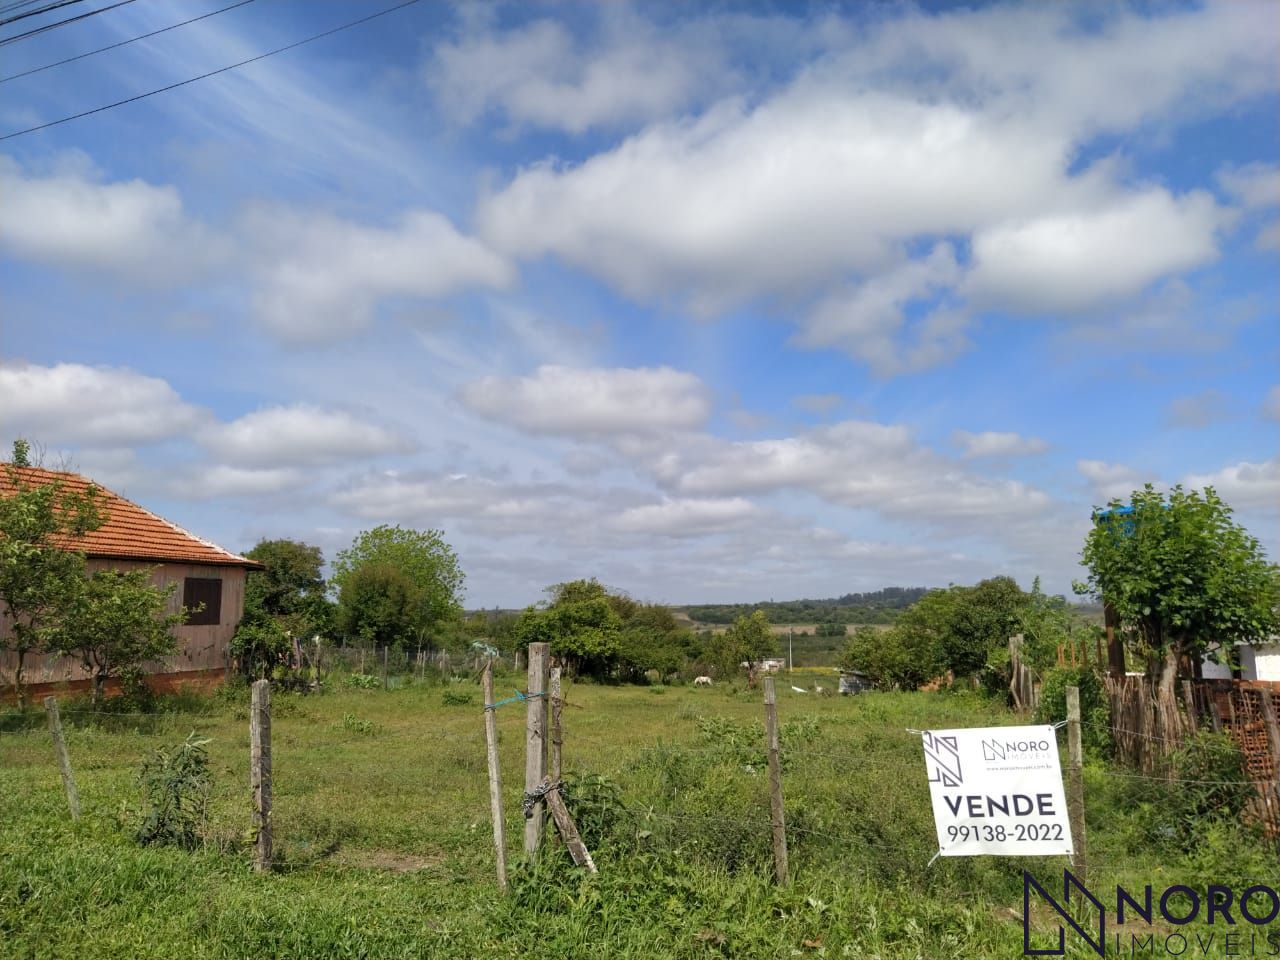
{"left": 1217, "top": 163, "right": 1280, "bottom": 209}
{"left": 427, "top": 14, "right": 720, "bottom": 134}
{"left": 203, "top": 405, "right": 411, "bottom": 467}
{"left": 1256, "top": 220, "right": 1280, "bottom": 252}
{"left": 0, "top": 362, "right": 206, "bottom": 446}
{"left": 330, "top": 471, "right": 612, "bottom": 540}
{"left": 179, "top": 465, "right": 306, "bottom": 500}
{"left": 953, "top": 431, "right": 1049, "bottom": 459}
{"left": 475, "top": 1, "right": 1272, "bottom": 361}
{"left": 478, "top": 90, "right": 1068, "bottom": 314}
{"left": 1164, "top": 390, "right": 1230, "bottom": 429}
{"left": 1077, "top": 459, "right": 1151, "bottom": 504}
{"left": 460, "top": 365, "right": 711, "bottom": 436}
{"left": 645, "top": 420, "right": 1053, "bottom": 527}
{"left": 1185, "top": 457, "right": 1280, "bottom": 512}
{"left": 966, "top": 189, "right": 1226, "bottom": 313}
{"left": 798, "top": 245, "right": 968, "bottom": 375}
{"left": 247, "top": 209, "right": 514, "bottom": 342}
{"left": 0, "top": 154, "right": 226, "bottom": 281}
{"left": 1263, "top": 386, "right": 1280, "bottom": 423}
{"left": 610, "top": 497, "right": 760, "bottom": 538}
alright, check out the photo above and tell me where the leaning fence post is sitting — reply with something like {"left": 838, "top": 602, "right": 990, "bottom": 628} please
{"left": 543, "top": 778, "right": 597, "bottom": 874}
{"left": 524, "top": 642, "right": 550, "bottom": 856}
{"left": 43, "top": 697, "right": 80, "bottom": 820}
{"left": 250, "top": 679, "right": 273, "bottom": 873}
{"left": 481, "top": 661, "right": 508, "bottom": 893}
{"left": 1065, "top": 686, "right": 1087, "bottom": 883}
{"left": 762, "top": 676, "right": 789, "bottom": 886}
{"left": 550, "top": 666, "right": 563, "bottom": 783}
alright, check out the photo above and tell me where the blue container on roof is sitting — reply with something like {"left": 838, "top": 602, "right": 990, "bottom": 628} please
{"left": 1094, "top": 504, "right": 1135, "bottom": 535}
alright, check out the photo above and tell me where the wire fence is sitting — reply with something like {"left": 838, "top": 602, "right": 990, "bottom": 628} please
{"left": 3, "top": 672, "right": 1277, "bottom": 885}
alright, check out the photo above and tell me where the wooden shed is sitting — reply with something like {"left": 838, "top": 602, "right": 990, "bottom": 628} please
{"left": 0, "top": 466, "right": 262, "bottom": 701}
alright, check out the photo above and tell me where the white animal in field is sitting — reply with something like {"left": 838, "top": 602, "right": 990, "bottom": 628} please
{"left": 791, "top": 686, "right": 807, "bottom": 694}
{"left": 814, "top": 684, "right": 825, "bottom": 694}
{"left": 693, "top": 676, "right": 713, "bottom": 686}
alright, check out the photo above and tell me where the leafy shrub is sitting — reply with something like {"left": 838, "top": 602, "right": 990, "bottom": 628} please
{"left": 560, "top": 773, "right": 630, "bottom": 849}
{"left": 134, "top": 733, "right": 212, "bottom": 850}
{"left": 1166, "top": 730, "right": 1253, "bottom": 836}
{"left": 343, "top": 673, "right": 381, "bottom": 690}
{"left": 1035, "top": 665, "right": 1111, "bottom": 756}
{"left": 337, "top": 713, "right": 378, "bottom": 735}
{"left": 441, "top": 689, "right": 473, "bottom": 706}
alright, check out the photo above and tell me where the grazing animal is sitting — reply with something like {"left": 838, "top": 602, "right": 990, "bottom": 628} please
{"left": 693, "top": 676, "right": 713, "bottom": 687}
{"left": 814, "top": 684, "right": 825, "bottom": 694}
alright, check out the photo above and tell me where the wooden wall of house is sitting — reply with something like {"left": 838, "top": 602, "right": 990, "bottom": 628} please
{"left": 0, "top": 559, "right": 247, "bottom": 688}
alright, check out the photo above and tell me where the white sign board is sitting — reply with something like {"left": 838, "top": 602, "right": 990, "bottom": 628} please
{"left": 921, "top": 725, "right": 1073, "bottom": 857}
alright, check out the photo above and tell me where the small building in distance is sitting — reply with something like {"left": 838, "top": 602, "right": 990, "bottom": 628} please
{"left": 0, "top": 466, "right": 262, "bottom": 701}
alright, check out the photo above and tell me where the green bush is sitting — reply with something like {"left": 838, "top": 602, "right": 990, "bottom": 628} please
{"left": 441, "top": 689, "right": 473, "bottom": 706}
{"left": 133, "top": 733, "right": 212, "bottom": 850}
{"left": 1035, "top": 665, "right": 1111, "bottom": 756}
{"left": 1166, "top": 730, "right": 1253, "bottom": 837}
{"left": 336, "top": 713, "right": 378, "bottom": 735}
{"left": 343, "top": 673, "right": 381, "bottom": 690}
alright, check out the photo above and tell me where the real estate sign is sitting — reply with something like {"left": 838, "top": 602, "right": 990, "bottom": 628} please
{"left": 921, "top": 724, "right": 1073, "bottom": 857}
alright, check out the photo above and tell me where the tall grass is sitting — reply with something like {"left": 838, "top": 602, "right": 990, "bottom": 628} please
{"left": 1, "top": 679, "right": 1274, "bottom": 958}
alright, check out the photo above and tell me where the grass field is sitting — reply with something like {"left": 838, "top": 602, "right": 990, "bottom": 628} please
{"left": 2, "top": 670, "right": 1276, "bottom": 958}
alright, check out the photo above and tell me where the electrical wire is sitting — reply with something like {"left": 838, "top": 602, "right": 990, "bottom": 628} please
{"left": 0, "top": 0, "right": 424, "bottom": 141}
{"left": 0, "top": 0, "right": 257, "bottom": 83}
{"left": 0, "top": 0, "right": 71, "bottom": 19}
{"left": 0, "top": 0, "right": 85, "bottom": 29}
{"left": 0, "top": 0, "right": 135, "bottom": 46}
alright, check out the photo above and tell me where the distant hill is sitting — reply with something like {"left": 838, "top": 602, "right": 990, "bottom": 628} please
{"left": 679, "top": 587, "right": 931, "bottom": 625}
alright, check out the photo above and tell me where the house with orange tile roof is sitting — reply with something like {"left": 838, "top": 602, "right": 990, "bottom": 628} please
{"left": 0, "top": 466, "right": 263, "bottom": 701}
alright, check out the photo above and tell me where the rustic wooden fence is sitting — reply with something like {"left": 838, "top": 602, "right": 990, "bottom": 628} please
{"left": 1106, "top": 676, "right": 1280, "bottom": 842}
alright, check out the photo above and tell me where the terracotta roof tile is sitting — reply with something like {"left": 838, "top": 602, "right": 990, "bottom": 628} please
{"left": 0, "top": 465, "right": 263, "bottom": 569}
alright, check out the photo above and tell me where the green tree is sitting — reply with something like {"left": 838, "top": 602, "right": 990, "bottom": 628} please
{"left": 841, "top": 618, "right": 946, "bottom": 690}
{"left": 705, "top": 611, "right": 777, "bottom": 680}
{"left": 0, "top": 453, "right": 104, "bottom": 705}
{"left": 1075, "top": 485, "right": 1280, "bottom": 696}
{"left": 233, "top": 538, "right": 334, "bottom": 678}
{"left": 942, "top": 576, "right": 1027, "bottom": 677}
{"left": 336, "top": 562, "right": 420, "bottom": 650}
{"left": 332, "top": 526, "right": 465, "bottom": 647}
{"left": 54, "top": 568, "right": 186, "bottom": 704}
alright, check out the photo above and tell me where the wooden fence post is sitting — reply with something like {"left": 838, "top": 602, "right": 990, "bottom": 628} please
{"left": 550, "top": 666, "right": 563, "bottom": 783}
{"left": 1182, "top": 680, "right": 1198, "bottom": 734}
{"left": 381, "top": 646, "right": 389, "bottom": 690}
{"left": 524, "top": 642, "right": 550, "bottom": 856}
{"left": 481, "top": 661, "right": 508, "bottom": 893}
{"left": 762, "top": 676, "right": 789, "bottom": 886}
{"left": 1065, "top": 686, "right": 1087, "bottom": 883}
{"left": 43, "top": 697, "right": 79, "bottom": 820}
{"left": 250, "top": 679, "right": 273, "bottom": 873}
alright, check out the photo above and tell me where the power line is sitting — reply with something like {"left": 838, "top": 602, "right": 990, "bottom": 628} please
{"left": 0, "top": 0, "right": 85, "bottom": 29}
{"left": 0, "top": 0, "right": 137, "bottom": 47}
{"left": 0, "top": 0, "right": 258, "bottom": 84}
{"left": 0, "top": 0, "right": 71, "bottom": 19}
{"left": 0, "top": 0, "right": 424, "bottom": 141}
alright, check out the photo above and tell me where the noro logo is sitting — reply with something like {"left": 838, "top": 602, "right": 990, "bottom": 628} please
{"left": 983, "top": 738, "right": 1051, "bottom": 761}
{"left": 1023, "top": 870, "right": 1280, "bottom": 957}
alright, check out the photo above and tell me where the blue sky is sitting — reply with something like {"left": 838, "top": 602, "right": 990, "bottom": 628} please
{"left": 2, "top": 0, "right": 1277, "bottom": 607}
